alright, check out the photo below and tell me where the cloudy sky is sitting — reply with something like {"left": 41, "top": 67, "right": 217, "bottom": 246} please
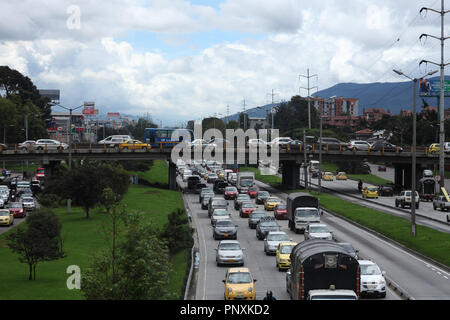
{"left": 0, "top": 0, "right": 448, "bottom": 125}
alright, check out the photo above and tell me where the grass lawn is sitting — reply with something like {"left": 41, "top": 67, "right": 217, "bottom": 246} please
{"left": 130, "top": 160, "right": 169, "bottom": 187}
{"left": 245, "top": 166, "right": 450, "bottom": 267}
{"left": 240, "top": 166, "right": 283, "bottom": 189}
{"left": 308, "top": 191, "right": 450, "bottom": 267}
{"left": 321, "top": 162, "right": 392, "bottom": 185}
{"left": 0, "top": 182, "right": 187, "bottom": 299}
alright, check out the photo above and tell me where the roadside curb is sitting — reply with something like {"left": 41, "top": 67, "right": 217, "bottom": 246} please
{"left": 181, "top": 188, "right": 199, "bottom": 300}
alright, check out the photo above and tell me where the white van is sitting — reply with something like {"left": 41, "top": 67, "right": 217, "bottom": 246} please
{"left": 98, "top": 135, "right": 131, "bottom": 144}
{"left": 98, "top": 135, "right": 132, "bottom": 148}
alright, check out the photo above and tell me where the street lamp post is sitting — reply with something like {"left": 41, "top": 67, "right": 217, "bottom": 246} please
{"left": 50, "top": 103, "right": 84, "bottom": 213}
{"left": 393, "top": 69, "right": 438, "bottom": 236}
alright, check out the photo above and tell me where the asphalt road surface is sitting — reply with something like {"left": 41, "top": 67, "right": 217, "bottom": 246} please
{"left": 182, "top": 176, "right": 403, "bottom": 300}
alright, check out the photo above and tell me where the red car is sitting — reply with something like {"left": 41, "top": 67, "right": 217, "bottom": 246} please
{"left": 274, "top": 204, "right": 288, "bottom": 220}
{"left": 8, "top": 202, "right": 26, "bottom": 218}
{"left": 247, "top": 186, "right": 259, "bottom": 198}
{"left": 224, "top": 186, "right": 238, "bottom": 200}
{"left": 378, "top": 165, "right": 387, "bottom": 172}
{"left": 240, "top": 203, "right": 257, "bottom": 218}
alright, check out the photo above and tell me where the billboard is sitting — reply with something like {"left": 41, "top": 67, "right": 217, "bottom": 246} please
{"left": 107, "top": 112, "right": 120, "bottom": 117}
{"left": 420, "top": 79, "right": 450, "bottom": 97}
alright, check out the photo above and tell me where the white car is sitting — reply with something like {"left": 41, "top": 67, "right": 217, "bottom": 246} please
{"left": 211, "top": 209, "right": 231, "bottom": 226}
{"left": 21, "top": 197, "right": 36, "bottom": 211}
{"left": 34, "top": 139, "right": 68, "bottom": 150}
{"left": 98, "top": 135, "right": 131, "bottom": 144}
{"left": 358, "top": 260, "right": 386, "bottom": 298}
{"left": 346, "top": 140, "right": 371, "bottom": 151}
{"left": 270, "top": 137, "right": 293, "bottom": 148}
{"left": 215, "top": 240, "right": 245, "bottom": 266}
{"left": 304, "top": 223, "right": 333, "bottom": 241}
{"left": 263, "top": 231, "right": 291, "bottom": 255}
{"left": 18, "top": 140, "right": 37, "bottom": 151}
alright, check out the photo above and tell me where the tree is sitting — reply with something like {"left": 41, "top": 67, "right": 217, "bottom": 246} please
{"left": 127, "top": 118, "right": 157, "bottom": 141}
{"left": 161, "top": 208, "right": 193, "bottom": 254}
{"left": 53, "top": 162, "right": 130, "bottom": 219}
{"left": 202, "top": 117, "right": 226, "bottom": 134}
{"left": 0, "top": 66, "right": 51, "bottom": 123}
{"left": 6, "top": 209, "right": 64, "bottom": 280}
{"left": 82, "top": 212, "right": 172, "bottom": 300}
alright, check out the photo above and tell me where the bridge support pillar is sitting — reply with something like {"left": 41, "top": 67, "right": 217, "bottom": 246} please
{"left": 281, "top": 161, "right": 300, "bottom": 190}
{"left": 43, "top": 161, "right": 60, "bottom": 186}
{"left": 168, "top": 161, "right": 178, "bottom": 191}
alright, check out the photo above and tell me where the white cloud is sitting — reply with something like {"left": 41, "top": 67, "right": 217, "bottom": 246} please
{"left": 0, "top": 0, "right": 448, "bottom": 125}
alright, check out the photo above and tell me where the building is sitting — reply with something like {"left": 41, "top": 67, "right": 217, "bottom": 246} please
{"left": 354, "top": 129, "right": 373, "bottom": 140}
{"left": 312, "top": 96, "right": 359, "bottom": 117}
{"left": 322, "top": 115, "right": 361, "bottom": 128}
{"left": 362, "top": 108, "right": 391, "bottom": 122}
{"left": 47, "top": 112, "right": 84, "bottom": 143}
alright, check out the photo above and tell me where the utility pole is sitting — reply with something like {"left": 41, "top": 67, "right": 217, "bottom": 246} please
{"left": 393, "top": 69, "right": 438, "bottom": 237}
{"left": 318, "top": 116, "right": 323, "bottom": 195}
{"left": 243, "top": 98, "right": 247, "bottom": 131}
{"left": 303, "top": 129, "right": 308, "bottom": 190}
{"left": 419, "top": 1, "right": 450, "bottom": 189}
{"left": 300, "top": 69, "right": 318, "bottom": 129}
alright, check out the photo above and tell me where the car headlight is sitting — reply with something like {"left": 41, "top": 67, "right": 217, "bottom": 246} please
{"left": 228, "top": 288, "right": 233, "bottom": 293}
{"left": 248, "top": 287, "right": 253, "bottom": 292}
{"left": 280, "top": 259, "right": 287, "bottom": 263}
{"left": 379, "top": 279, "right": 386, "bottom": 285}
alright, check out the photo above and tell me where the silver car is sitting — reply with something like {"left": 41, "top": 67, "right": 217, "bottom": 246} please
{"left": 215, "top": 240, "right": 245, "bottom": 266}
{"left": 34, "top": 139, "right": 68, "bottom": 150}
{"left": 211, "top": 209, "right": 231, "bottom": 226}
{"left": 304, "top": 223, "right": 333, "bottom": 241}
{"left": 22, "top": 197, "right": 35, "bottom": 211}
{"left": 263, "top": 231, "right": 291, "bottom": 255}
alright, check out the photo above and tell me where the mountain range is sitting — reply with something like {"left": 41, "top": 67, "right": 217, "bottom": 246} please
{"left": 222, "top": 76, "right": 450, "bottom": 122}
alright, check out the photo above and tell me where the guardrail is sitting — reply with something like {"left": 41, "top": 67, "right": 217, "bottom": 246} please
{"left": 0, "top": 143, "right": 446, "bottom": 160}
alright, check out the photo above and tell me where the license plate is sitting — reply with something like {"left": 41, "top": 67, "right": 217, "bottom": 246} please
{"left": 224, "top": 234, "right": 229, "bottom": 237}
{"left": 228, "top": 259, "right": 234, "bottom": 262}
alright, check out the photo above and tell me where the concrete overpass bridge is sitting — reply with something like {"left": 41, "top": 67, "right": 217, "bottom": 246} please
{"left": 0, "top": 143, "right": 446, "bottom": 190}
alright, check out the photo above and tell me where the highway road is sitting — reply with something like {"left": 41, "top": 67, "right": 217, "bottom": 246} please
{"left": 181, "top": 176, "right": 402, "bottom": 300}
{"left": 299, "top": 169, "right": 450, "bottom": 233}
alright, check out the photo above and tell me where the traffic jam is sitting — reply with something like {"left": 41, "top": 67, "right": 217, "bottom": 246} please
{"left": 177, "top": 160, "right": 387, "bottom": 300}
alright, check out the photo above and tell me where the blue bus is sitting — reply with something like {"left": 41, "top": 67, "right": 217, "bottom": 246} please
{"left": 144, "top": 128, "right": 194, "bottom": 148}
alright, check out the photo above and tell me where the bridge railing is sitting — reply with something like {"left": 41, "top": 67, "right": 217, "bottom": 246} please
{"left": 0, "top": 143, "right": 441, "bottom": 158}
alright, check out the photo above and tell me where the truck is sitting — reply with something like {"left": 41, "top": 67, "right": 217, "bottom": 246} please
{"left": 417, "top": 177, "right": 436, "bottom": 202}
{"left": 286, "top": 239, "right": 360, "bottom": 300}
{"left": 236, "top": 171, "right": 255, "bottom": 194}
{"left": 287, "top": 192, "right": 320, "bottom": 234}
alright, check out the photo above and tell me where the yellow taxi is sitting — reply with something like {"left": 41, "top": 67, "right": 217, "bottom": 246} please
{"left": 218, "top": 171, "right": 225, "bottom": 180}
{"left": 362, "top": 186, "right": 379, "bottom": 199}
{"left": 336, "top": 172, "right": 348, "bottom": 180}
{"left": 264, "top": 197, "right": 282, "bottom": 211}
{"left": 429, "top": 143, "right": 440, "bottom": 154}
{"left": 276, "top": 242, "right": 297, "bottom": 271}
{"left": 0, "top": 209, "right": 14, "bottom": 226}
{"left": 322, "top": 172, "right": 334, "bottom": 181}
{"left": 118, "top": 140, "right": 151, "bottom": 151}
{"left": 223, "top": 267, "right": 256, "bottom": 300}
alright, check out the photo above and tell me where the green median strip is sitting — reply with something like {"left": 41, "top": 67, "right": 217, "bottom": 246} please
{"left": 247, "top": 167, "right": 450, "bottom": 268}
